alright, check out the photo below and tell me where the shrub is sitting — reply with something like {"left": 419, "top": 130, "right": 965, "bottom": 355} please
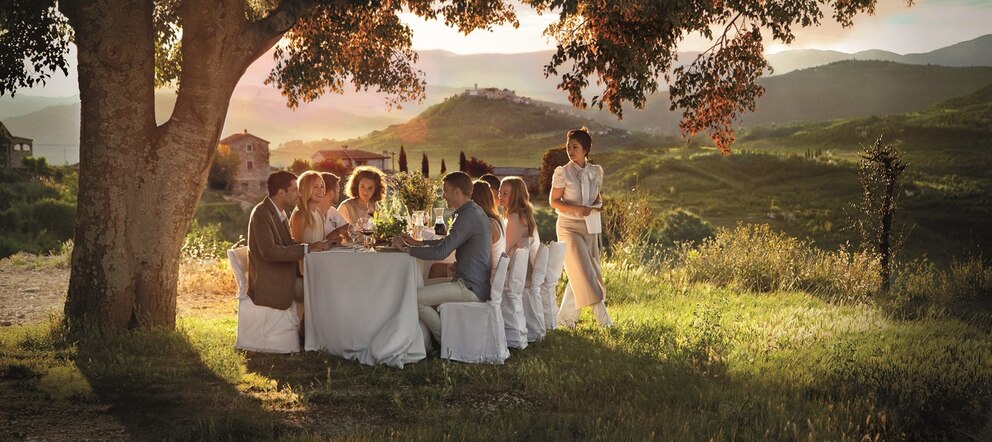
{"left": 669, "top": 223, "right": 880, "bottom": 303}
{"left": 30, "top": 198, "right": 76, "bottom": 239}
{"left": 534, "top": 208, "right": 558, "bottom": 242}
{"left": 602, "top": 190, "right": 654, "bottom": 261}
{"left": 182, "top": 221, "right": 236, "bottom": 263}
{"left": 208, "top": 148, "right": 240, "bottom": 191}
{"left": 463, "top": 156, "right": 493, "bottom": 178}
{"left": 538, "top": 147, "right": 568, "bottom": 195}
{"left": 653, "top": 208, "right": 715, "bottom": 246}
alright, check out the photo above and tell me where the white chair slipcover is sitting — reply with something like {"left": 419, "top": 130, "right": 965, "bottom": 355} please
{"left": 523, "top": 244, "right": 549, "bottom": 342}
{"left": 437, "top": 253, "right": 510, "bottom": 364}
{"left": 541, "top": 242, "right": 567, "bottom": 330}
{"left": 501, "top": 248, "right": 530, "bottom": 349}
{"left": 227, "top": 247, "right": 300, "bottom": 354}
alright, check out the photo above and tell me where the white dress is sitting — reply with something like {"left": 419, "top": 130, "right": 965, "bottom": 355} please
{"left": 300, "top": 209, "right": 325, "bottom": 244}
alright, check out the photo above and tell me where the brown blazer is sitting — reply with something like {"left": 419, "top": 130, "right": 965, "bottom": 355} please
{"left": 247, "top": 197, "right": 305, "bottom": 310}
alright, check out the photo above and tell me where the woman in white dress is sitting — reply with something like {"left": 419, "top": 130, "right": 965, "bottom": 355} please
{"left": 472, "top": 180, "right": 506, "bottom": 275}
{"left": 498, "top": 176, "right": 540, "bottom": 265}
{"left": 317, "top": 172, "right": 349, "bottom": 243}
{"left": 290, "top": 170, "right": 326, "bottom": 245}
{"left": 549, "top": 128, "right": 612, "bottom": 328}
{"left": 338, "top": 166, "right": 386, "bottom": 225}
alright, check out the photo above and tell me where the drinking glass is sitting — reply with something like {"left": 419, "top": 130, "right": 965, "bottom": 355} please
{"left": 358, "top": 217, "right": 375, "bottom": 252}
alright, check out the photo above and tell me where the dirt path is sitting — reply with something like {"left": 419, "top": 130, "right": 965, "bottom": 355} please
{"left": 0, "top": 257, "right": 69, "bottom": 326}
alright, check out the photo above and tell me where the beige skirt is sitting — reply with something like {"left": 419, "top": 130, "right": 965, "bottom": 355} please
{"left": 556, "top": 217, "right": 606, "bottom": 308}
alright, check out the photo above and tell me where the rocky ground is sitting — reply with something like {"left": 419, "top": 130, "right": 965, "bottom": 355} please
{"left": 0, "top": 256, "right": 69, "bottom": 327}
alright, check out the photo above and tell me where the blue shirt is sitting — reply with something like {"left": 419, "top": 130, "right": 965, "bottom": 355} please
{"left": 409, "top": 201, "right": 492, "bottom": 300}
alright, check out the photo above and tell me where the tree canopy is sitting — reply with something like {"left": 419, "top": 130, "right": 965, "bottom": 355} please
{"left": 2, "top": 0, "right": 898, "bottom": 152}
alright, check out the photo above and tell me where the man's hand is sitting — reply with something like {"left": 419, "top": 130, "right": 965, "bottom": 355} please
{"left": 399, "top": 233, "right": 424, "bottom": 246}
{"left": 309, "top": 240, "right": 331, "bottom": 252}
{"left": 391, "top": 235, "right": 409, "bottom": 253}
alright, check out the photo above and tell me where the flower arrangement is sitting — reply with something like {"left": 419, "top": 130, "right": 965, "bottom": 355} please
{"left": 372, "top": 212, "right": 406, "bottom": 243}
{"left": 388, "top": 172, "right": 438, "bottom": 214}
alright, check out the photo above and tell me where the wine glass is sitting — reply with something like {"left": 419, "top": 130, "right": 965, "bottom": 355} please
{"left": 358, "top": 217, "right": 375, "bottom": 252}
{"left": 348, "top": 222, "right": 362, "bottom": 250}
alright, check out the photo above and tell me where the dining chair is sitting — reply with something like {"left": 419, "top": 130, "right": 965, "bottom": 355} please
{"left": 227, "top": 247, "right": 300, "bottom": 354}
{"left": 501, "top": 248, "right": 530, "bottom": 349}
{"left": 437, "top": 253, "right": 511, "bottom": 364}
{"left": 523, "top": 244, "right": 549, "bottom": 342}
{"left": 541, "top": 241, "right": 567, "bottom": 331}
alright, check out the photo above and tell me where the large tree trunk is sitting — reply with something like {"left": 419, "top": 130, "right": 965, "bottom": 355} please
{"left": 60, "top": 0, "right": 288, "bottom": 331}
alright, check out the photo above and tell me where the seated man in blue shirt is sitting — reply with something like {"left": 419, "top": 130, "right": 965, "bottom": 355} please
{"left": 392, "top": 171, "right": 492, "bottom": 343}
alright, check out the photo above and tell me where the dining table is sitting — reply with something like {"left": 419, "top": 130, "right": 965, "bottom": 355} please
{"left": 303, "top": 246, "right": 428, "bottom": 368}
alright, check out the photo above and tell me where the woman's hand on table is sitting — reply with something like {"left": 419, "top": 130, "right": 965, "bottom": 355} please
{"left": 326, "top": 224, "right": 349, "bottom": 244}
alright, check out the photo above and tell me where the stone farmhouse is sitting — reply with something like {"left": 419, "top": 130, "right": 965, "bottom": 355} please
{"left": 0, "top": 121, "right": 34, "bottom": 169}
{"left": 312, "top": 147, "right": 390, "bottom": 171}
{"left": 218, "top": 129, "right": 271, "bottom": 194}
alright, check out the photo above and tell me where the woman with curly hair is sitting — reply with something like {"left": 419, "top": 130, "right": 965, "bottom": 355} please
{"left": 338, "top": 166, "right": 387, "bottom": 225}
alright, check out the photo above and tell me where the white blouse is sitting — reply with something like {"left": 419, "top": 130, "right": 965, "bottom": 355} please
{"left": 551, "top": 161, "right": 604, "bottom": 220}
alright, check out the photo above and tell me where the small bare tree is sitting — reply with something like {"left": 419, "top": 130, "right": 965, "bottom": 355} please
{"left": 857, "top": 135, "right": 907, "bottom": 293}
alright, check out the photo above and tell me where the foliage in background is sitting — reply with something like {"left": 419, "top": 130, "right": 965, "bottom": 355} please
{"left": 0, "top": 164, "right": 77, "bottom": 258}
{"left": 462, "top": 156, "right": 494, "bottom": 178}
{"left": 667, "top": 223, "right": 881, "bottom": 304}
{"left": 313, "top": 159, "right": 352, "bottom": 178}
{"left": 538, "top": 147, "right": 569, "bottom": 195}
{"left": 289, "top": 159, "right": 311, "bottom": 175}
{"left": 601, "top": 189, "right": 654, "bottom": 262}
{"left": 421, "top": 152, "right": 429, "bottom": 177}
{"left": 208, "top": 147, "right": 240, "bottom": 191}
{"left": 652, "top": 208, "right": 715, "bottom": 246}
{"left": 439, "top": 158, "right": 447, "bottom": 174}
{"left": 181, "top": 221, "right": 239, "bottom": 263}
{"left": 399, "top": 145, "right": 408, "bottom": 172}
{"left": 534, "top": 208, "right": 558, "bottom": 243}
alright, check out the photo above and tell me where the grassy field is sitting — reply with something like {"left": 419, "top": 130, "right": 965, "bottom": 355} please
{"left": 1, "top": 250, "right": 990, "bottom": 440}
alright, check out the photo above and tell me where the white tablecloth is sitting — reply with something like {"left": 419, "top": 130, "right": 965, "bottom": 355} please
{"left": 304, "top": 248, "right": 426, "bottom": 368}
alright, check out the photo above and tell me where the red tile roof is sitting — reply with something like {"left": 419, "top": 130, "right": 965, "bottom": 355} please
{"left": 315, "top": 149, "right": 388, "bottom": 161}
{"left": 219, "top": 131, "right": 270, "bottom": 145}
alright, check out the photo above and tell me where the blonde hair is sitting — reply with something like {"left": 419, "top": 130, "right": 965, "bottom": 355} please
{"left": 296, "top": 171, "right": 323, "bottom": 229}
{"left": 500, "top": 177, "right": 536, "bottom": 236}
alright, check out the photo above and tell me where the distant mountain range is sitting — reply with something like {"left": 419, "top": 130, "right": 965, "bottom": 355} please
{"left": 1, "top": 34, "right": 990, "bottom": 164}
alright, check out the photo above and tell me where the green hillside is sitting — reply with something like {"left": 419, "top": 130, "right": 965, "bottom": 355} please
{"left": 271, "top": 94, "right": 681, "bottom": 168}
{"left": 593, "top": 86, "right": 992, "bottom": 264}
{"left": 736, "top": 82, "right": 992, "bottom": 178}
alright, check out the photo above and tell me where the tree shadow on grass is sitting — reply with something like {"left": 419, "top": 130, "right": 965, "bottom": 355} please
{"left": 70, "top": 324, "right": 293, "bottom": 441}
{"left": 246, "top": 315, "right": 990, "bottom": 440}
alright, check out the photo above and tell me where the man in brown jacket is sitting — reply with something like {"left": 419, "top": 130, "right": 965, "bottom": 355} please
{"left": 248, "top": 171, "right": 330, "bottom": 321}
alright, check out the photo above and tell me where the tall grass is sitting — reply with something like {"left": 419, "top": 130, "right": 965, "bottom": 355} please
{"left": 666, "top": 223, "right": 881, "bottom": 303}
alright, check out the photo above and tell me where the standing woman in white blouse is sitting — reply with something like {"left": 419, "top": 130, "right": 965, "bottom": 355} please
{"left": 549, "top": 128, "right": 613, "bottom": 328}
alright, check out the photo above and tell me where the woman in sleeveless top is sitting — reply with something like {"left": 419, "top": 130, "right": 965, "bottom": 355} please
{"left": 549, "top": 128, "right": 612, "bottom": 328}
{"left": 499, "top": 177, "right": 540, "bottom": 266}
{"left": 473, "top": 180, "right": 505, "bottom": 275}
{"left": 290, "top": 171, "right": 326, "bottom": 245}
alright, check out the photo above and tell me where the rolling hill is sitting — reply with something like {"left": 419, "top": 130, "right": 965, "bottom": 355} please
{"left": 271, "top": 94, "right": 681, "bottom": 167}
